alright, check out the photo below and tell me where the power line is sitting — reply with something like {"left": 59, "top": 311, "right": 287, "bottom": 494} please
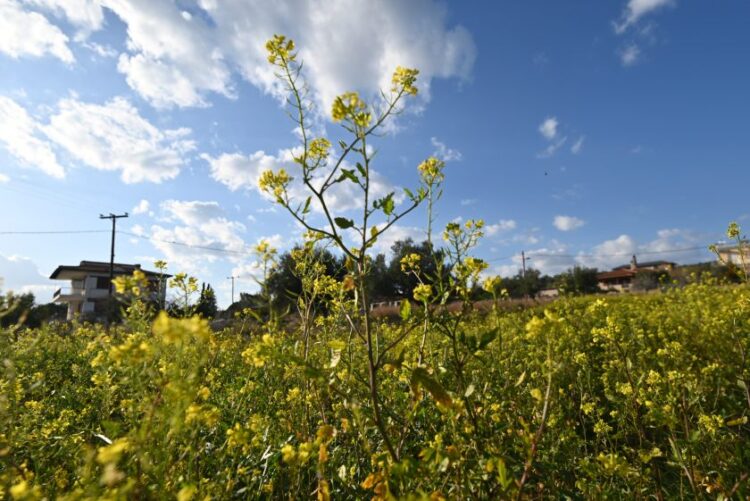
{"left": 487, "top": 244, "right": 711, "bottom": 263}
{"left": 0, "top": 228, "right": 716, "bottom": 263}
{"left": 0, "top": 230, "right": 109, "bottom": 235}
{"left": 119, "top": 230, "right": 252, "bottom": 256}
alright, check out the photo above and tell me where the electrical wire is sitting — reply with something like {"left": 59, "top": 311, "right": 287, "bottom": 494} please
{"left": 0, "top": 230, "right": 109, "bottom": 235}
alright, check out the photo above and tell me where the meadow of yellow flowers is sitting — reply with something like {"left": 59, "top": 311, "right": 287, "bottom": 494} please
{"left": 2, "top": 279, "right": 749, "bottom": 499}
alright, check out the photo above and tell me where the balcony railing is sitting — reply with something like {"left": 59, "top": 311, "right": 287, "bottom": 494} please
{"left": 53, "top": 287, "right": 85, "bottom": 299}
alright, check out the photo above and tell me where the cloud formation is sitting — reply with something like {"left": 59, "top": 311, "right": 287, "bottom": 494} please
{"left": 43, "top": 97, "right": 196, "bottom": 183}
{"left": 553, "top": 215, "right": 585, "bottom": 232}
{"left": 204, "top": 148, "right": 400, "bottom": 215}
{"left": 0, "top": 0, "right": 74, "bottom": 63}
{"left": 148, "top": 200, "right": 249, "bottom": 273}
{"left": 0, "top": 96, "right": 65, "bottom": 178}
{"left": 16, "top": 0, "right": 474, "bottom": 111}
{"left": 614, "top": 0, "right": 674, "bottom": 34}
{"left": 538, "top": 117, "right": 559, "bottom": 140}
{"left": 431, "top": 137, "right": 462, "bottom": 162}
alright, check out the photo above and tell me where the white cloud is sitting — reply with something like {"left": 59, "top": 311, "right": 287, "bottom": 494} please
{"left": 367, "top": 224, "right": 424, "bottom": 256}
{"left": 0, "top": 96, "right": 65, "bottom": 178}
{"left": 77, "top": 0, "right": 474, "bottom": 111}
{"left": 203, "top": 150, "right": 280, "bottom": 193}
{"left": 0, "top": 253, "right": 54, "bottom": 301}
{"left": 538, "top": 117, "right": 559, "bottom": 140}
{"left": 526, "top": 246, "right": 577, "bottom": 276}
{"left": 147, "top": 200, "right": 249, "bottom": 274}
{"left": 104, "top": 0, "right": 234, "bottom": 109}
{"left": 230, "top": 234, "right": 285, "bottom": 282}
{"left": 486, "top": 219, "right": 517, "bottom": 236}
{"left": 132, "top": 199, "right": 150, "bottom": 214}
{"left": 553, "top": 215, "right": 585, "bottom": 232}
{"left": 583, "top": 234, "right": 637, "bottom": 270}
{"left": 43, "top": 97, "right": 196, "bottom": 183}
{"left": 571, "top": 135, "right": 585, "bottom": 154}
{"left": 431, "top": 136, "right": 462, "bottom": 162}
{"left": 26, "top": 0, "right": 104, "bottom": 37}
{"left": 537, "top": 116, "right": 569, "bottom": 159}
{"left": 204, "top": 148, "right": 399, "bottom": 214}
{"left": 537, "top": 137, "right": 567, "bottom": 159}
{"left": 620, "top": 44, "right": 641, "bottom": 66}
{"left": 83, "top": 42, "right": 117, "bottom": 58}
{"left": 0, "top": 173, "right": 9, "bottom": 183}
{"left": 0, "top": 0, "right": 74, "bottom": 63}
{"left": 460, "top": 198, "right": 477, "bottom": 206}
{"left": 614, "top": 0, "right": 674, "bottom": 34}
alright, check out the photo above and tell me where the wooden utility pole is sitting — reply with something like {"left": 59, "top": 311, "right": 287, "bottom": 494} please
{"left": 100, "top": 213, "right": 129, "bottom": 297}
{"left": 227, "top": 276, "right": 236, "bottom": 305}
{"left": 521, "top": 250, "right": 528, "bottom": 278}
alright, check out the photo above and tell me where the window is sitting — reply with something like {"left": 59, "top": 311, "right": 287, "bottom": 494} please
{"left": 96, "top": 276, "right": 111, "bottom": 290}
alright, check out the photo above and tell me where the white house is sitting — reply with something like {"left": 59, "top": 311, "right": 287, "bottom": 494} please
{"left": 50, "top": 260, "right": 168, "bottom": 320}
{"left": 714, "top": 243, "right": 750, "bottom": 273}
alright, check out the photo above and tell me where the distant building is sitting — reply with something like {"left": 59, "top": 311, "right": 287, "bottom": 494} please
{"left": 597, "top": 255, "right": 675, "bottom": 292}
{"left": 50, "top": 260, "right": 168, "bottom": 320}
{"left": 537, "top": 288, "right": 560, "bottom": 299}
{"left": 714, "top": 243, "right": 750, "bottom": 273}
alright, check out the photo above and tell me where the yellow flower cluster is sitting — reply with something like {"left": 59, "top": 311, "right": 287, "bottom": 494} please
{"left": 400, "top": 253, "right": 422, "bottom": 273}
{"left": 241, "top": 334, "right": 276, "bottom": 367}
{"left": 392, "top": 66, "right": 419, "bottom": 95}
{"left": 726, "top": 221, "right": 741, "bottom": 239}
{"left": 418, "top": 157, "right": 445, "bottom": 185}
{"left": 308, "top": 137, "right": 331, "bottom": 162}
{"left": 482, "top": 275, "right": 502, "bottom": 295}
{"left": 113, "top": 269, "right": 148, "bottom": 296}
{"left": 331, "top": 91, "right": 371, "bottom": 128}
{"left": 152, "top": 311, "right": 211, "bottom": 345}
{"left": 265, "top": 34, "right": 295, "bottom": 65}
{"left": 96, "top": 438, "right": 130, "bottom": 465}
{"left": 413, "top": 283, "right": 432, "bottom": 303}
{"left": 258, "top": 169, "right": 292, "bottom": 201}
{"left": 184, "top": 403, "right": 219, "bottom": 428}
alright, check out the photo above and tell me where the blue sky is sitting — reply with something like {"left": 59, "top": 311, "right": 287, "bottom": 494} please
{"left": 1, "top": 0, "right": 749, "bottom": 307}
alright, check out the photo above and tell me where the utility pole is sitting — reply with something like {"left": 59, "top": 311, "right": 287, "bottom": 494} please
{"left": 521, "top": 250, "right": 532, "bottom": 299}
{"left": 227, "top": 276, "right": 236, "bottom": 305}
{"left": 100, "top": 213, "right": 129, "bottom": 297}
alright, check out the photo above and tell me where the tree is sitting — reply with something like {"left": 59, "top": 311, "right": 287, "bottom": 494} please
{"left": 555, "top": 266, "right": 600, "bottom": 295}
{"left": 195, "top": 283, "right": 218, "bottom": 319}
{"left": 266, "top": 246, "right": 347, "bottom": 311}
{"left": 631, "top": 270, "right": 670, "bottom": 291}
{"left": 385, "top": 239, "right": 445, "bottom": 299}
{"left": 503, "top": 268, "right": 548, "bottom": 298}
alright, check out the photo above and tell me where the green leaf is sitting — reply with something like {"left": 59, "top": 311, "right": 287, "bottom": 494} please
{"left": 478, "top": 328, "right": 498, "bottom": 350}
{"left": 411, "top": 367, "right": 452, "bottom": 407}
{"left": 334, "top": 217, "right": 354, "bottom": 229}
{"left": 400, "top": 300, "right": 412, "bottom": 321}
{"left": 302, "top": 196, "right": 312, "bottom": 215}
{"left": 381, "top": 193, "right": 395, "bottom": 216}
{"left": 356, "top": 162, "right": 367, "bottom": 179}
{"left": 515, "top": 370, "right": 527, "bottom": 387}
{"left": 404, "top": 187, "right": 415, "bottom": 201}
{"left": 337, "top": 169, "right": 359, "bottom": 184}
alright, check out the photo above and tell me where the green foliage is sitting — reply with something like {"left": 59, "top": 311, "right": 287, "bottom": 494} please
{"left": 2, "top": 283, "right": 750, "bottom": 498}
{"left": 195, "top": 283, "right": 218, "bottom": 319}
{"left": 555, "top": 266, "right": 601, "bottom": 295}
